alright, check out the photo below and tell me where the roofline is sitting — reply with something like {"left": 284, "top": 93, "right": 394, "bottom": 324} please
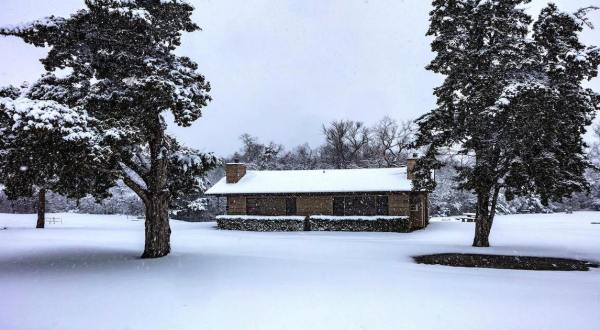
{"left": 205, "top": 190, "right": 426, "bottom": 197}
{"left": 227, "top": 166, "right": 408, "bottom": 174}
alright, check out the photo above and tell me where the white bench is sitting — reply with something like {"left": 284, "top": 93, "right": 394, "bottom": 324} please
{"left": 458, "top": 213, "right": 476, "bottom": 223}
{"left": 47, "top": 217, "right": 62, "bottom": 224}
{"left": 126, "top": 215, "right": 144, "bottom": 221}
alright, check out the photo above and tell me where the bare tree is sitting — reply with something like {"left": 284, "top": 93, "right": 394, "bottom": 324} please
{"left": 370, "top": 117, "right": 415, "bottom": 167}
{"left": 234, "top": 134, "right": 285, "bottom": 170}
{"left": 322, "top": 120, "right": 370, "bottom": 168}
{"left": 322, "top": 120, "right": 351, "bottom": 168}
{"left": 291, "top": 144, "right": 319, "bottom": 170}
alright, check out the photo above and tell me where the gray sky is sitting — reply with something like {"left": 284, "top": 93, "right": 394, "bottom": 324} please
{"left": 1, "top": 0, "right": 599, "bottom": 156}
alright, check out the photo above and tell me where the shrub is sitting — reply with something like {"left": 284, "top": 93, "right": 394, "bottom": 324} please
{"left": 216, "top": 215, "right": 305, "bottom": 232}
{"left": 308, "top": 215, "right": 410, "bottom": 232}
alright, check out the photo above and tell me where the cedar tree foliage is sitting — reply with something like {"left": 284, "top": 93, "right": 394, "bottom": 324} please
{"left": 414, "top": 1, "right": 600, "bottom": 247}
{"left": 0, "top": 83, "right": 114, "bottom": 229}
{"left": 0, "top": 0, "right": 219, "bottom": 257}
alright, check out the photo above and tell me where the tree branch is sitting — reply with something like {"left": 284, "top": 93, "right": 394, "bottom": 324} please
{"left": 123, "top": 176, "right": 149, "bottom": 205}
{"left": 119, "top": 162, "right": 149, "bottom": 204}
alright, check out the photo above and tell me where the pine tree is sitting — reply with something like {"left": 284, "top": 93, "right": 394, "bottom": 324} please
{"left": 414, "top": 0, "right": 600, "bottom": 247}
{"left": 0, "top": 84, "right": 114, "bottom": 228}
{"left": 1, "top": 0, "right": 218, "bottom": 257}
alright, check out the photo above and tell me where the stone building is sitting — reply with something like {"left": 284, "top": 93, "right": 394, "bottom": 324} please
{"left": 205, "top": 159, "right": 430, "bottom": 231}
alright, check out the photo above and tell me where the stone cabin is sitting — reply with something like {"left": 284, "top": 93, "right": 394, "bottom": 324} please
{"left": 205, "top": 160, "right": 430, "bottom": 230}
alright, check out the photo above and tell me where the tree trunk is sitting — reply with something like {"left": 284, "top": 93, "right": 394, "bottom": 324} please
{"left": 141, "top": 193, "right": 171, "bottom": 258}
{"left": 142, "top": 114, "right": 171, "bottom": 258}
{"left": 473, "top": 214, "right": 491, "bottom": 247}
{"left": 36, "top": 188, "right": 46, "bottom": 229}
{"left": 473, "top": 190, "right": 491, "bottom": 247}
{"left": 120, "top": 114, "right": 172, "bottom": 258}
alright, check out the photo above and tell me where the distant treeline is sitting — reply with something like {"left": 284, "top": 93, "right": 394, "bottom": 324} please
{"left": 229, "top": 117, "right": 416, "bottom": 170}
{"left": 221, "top": 117, "right": 600, "bottom": 217}
{"left": 2, "top": 117, "right": 600, "bottom": 218}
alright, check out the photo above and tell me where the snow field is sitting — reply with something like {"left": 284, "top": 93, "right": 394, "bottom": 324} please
{"left": 0, "top": 212, "right": 599, "bottom": 330}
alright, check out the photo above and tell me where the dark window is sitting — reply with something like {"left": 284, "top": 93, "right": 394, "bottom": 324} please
{"left": 286, "top": 197, "right": 297, "bottom": 215}
{"left": 332, "top": 195, "right": 387, "bottom": 216}
{"left": 246, "top": 197, "right": 286, "bottom": 215}
{"left": 346, "top": 196, "right": 375, "bottom": 215}
{"left": 246, "top": 197, "right": 259, "bottom": 215}
{"left": 333, "top": 197, "right": 344, "bottom": 216}
{"left": 345, "top": 197, "right": 357, "bottom": 215}
{"left": 376, "top": 196, "right": 389, "bottom": 215}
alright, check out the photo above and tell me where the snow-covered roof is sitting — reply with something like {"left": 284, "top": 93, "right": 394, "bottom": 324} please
{"left": 205, "top": 167, "right": 418, "bottom": 195}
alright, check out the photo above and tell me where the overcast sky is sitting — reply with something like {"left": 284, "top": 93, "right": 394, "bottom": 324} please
{"left": 1, "top": 0, "right": 599, "bottom": 156}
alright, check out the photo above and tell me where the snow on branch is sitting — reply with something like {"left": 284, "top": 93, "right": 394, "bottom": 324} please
{"left": 88, "top": 0, "right": 195, "bottom": 25}
{"left": 119, "top": 162, "right": 148, "bottom": 191}
{"left": 309, "top": 215, "right": 409, "bottom": 221}
{"left": 0, "top": 97, "right": 93, "bottom": 141}
{"left": 187, "top": 197, "right": 208, "bottom": 212}
{"left": 172, "top": 147, "right": 219, "bottom": 173}
{"left": 105, "top": 6, "right": 153, "bottom": 24}
{"left": 485, "top": 79, "right": 550, "bottom": 114}
{"left": 216, "top": 215, "right": 306, "bottom": 221}
{"left": 0, "top": 16, "right": 65, "bottom": 35}
{"left": 141, "top": 56, "right": 211, "bottom": 126}
{"left": 98, "top": 0, "right": 193, "bottom": 5}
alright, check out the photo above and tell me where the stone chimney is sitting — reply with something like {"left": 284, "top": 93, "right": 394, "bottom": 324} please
{"left": 225, "top": 160, "right": 246, "bottom": 184}
{"left": 406, "top": 154, "right": 418, "bottom": 180}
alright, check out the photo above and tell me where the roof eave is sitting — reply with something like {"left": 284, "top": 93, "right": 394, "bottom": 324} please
{"left": 204, "top": 189, "right": 425, "bottom": 197}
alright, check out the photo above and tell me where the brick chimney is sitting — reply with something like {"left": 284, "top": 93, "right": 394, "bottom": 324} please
{"left": 406, "top": 154, "right": 418, "bottom": 180}
{"left": 225, "top": 161, "right": 246, "bottom": 183}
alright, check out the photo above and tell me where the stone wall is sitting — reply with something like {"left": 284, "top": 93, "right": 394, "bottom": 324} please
{"left": 227, "top": 196, "right": 246, "bottom": 215}
{"left": 389, "top": 193, "right": 410, "bottom": 216}
{"left": 225, "top": 163, "right": 247, "bottom": 183}
{"left": 409, "top": 192, "right": 428, "bottom": 230}
{"left": 226, "top": 192, "right": 429, "bottom": 230}
{"left": 297, "top": 196, "right": 333, "bottom": 216}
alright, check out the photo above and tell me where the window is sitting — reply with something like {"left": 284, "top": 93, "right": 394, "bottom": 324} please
{"left": 333, "top": 197, "right": 345, "bottom": 216}
{"left": 246, "top": 197, "right": 286, "bottom": 215}
{"left": 333, "top": 195, "right": 388, "bottom": 216}
{"left": 246, "top": 198, "right": 259, "bottom": 215}
{"left": 347, "top": 196, "right": 376, "bottom": 216}
{"left": 376, "top": 196, "right": 389, "bottom": 215}
{"left": 286, "top": 197, "right": 297, "bottom": 215}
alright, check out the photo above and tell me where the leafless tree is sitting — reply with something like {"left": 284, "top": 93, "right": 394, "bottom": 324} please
{"left": 322, "top": 120, "right": 370, "bottom": 168}
{"left": 370, "top": 117, "right": 415, "bottom": 167}
{"left": 292, "top": 143, "right": 320, "bottom": 170}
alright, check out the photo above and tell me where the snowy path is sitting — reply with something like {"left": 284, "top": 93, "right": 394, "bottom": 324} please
{"left": 1, "top": 212, "right": 599, "bottom": 330}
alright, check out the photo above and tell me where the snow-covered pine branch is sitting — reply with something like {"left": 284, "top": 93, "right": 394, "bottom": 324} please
{"left": 1, "top": 97, "right": 93, "bottom": 142}
{"left": 0, "top": 83, "right": 116, "bottom": 228}
{"left": 1, "top": 0, "right": 218, "bottom": 257}
{"left": 415, "top": 0, "right": 600, "bottom": 247}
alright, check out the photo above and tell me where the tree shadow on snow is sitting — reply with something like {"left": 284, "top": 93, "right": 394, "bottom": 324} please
{"left": 0, "top": 247, "right": 153, "bottom": 276}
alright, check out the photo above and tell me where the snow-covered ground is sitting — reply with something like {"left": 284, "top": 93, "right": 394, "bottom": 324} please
{"left": 1, "top": 212, "right": 599, "bottom": 330}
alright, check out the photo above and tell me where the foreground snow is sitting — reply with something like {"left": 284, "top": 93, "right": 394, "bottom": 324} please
{"left": 1, "top": 212, "right": 599, "bottom": 330}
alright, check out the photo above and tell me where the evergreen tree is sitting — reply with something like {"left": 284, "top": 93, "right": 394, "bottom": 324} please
{"left": 0, "top": 84, "right": 113, "bottom": 228}
{"left": 1, "top": 0, "right": 218, "bottom": 258}
{"left": 414, "top": 0, "right": 600, "bottom": 246}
